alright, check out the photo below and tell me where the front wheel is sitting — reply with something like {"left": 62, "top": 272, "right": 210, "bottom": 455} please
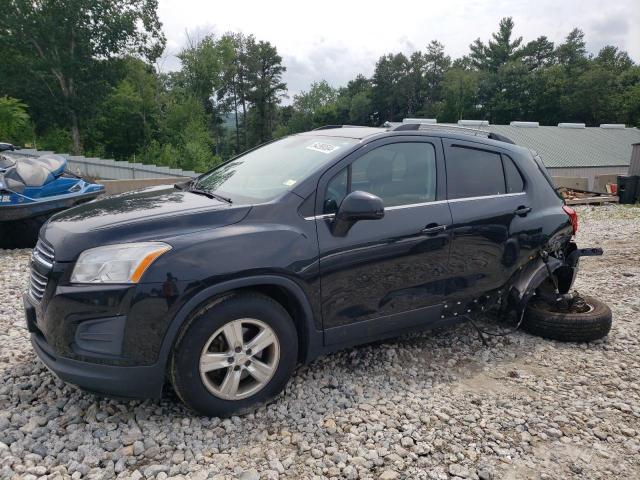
{"left": 170, "top": 293, "right": 298, "bottom": 416}
{"left": 522, "top": 294, "right": 612, "bottom": 342}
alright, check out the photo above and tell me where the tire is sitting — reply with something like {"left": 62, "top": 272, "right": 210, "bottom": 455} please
{"left": 522, "top": 295, "right": 612, "bottom": 342}
{"left": 170, "top": 293, "right": 298, "bottom": 417}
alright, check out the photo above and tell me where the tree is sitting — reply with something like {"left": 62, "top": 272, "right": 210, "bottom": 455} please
{"left": 422, "top": 40, "right": 451, "bottom": 115}
{"left": 289, "top": 80, "right": 338, "bottom": 132}
{"left": 440, "top": 68, "right": 480, "bottom": 122}
{"left": 245, "top": 40, "right": 287, "bottom": 144}
{"left": 349, "top": 92, "right": 373, "bottom": 125}
{"left": 88, "top": 59, "right": 161, "bottom": 159}
{"left": 371, "top": 53, "right": 411, "bottom": 121}
{"left": 555, "top": 29, "right": 587, "bottom": 71}
{"left": 470, "top": 17, "right": 522, "bottom": 71}
{"left": 177, "top": 34, "right": 224, "bottom": 109}
{"left": 0, "top": 0, "right": 165, "bottom": 153}
{"left": 521, "top": 36, "right": 555, "bottom": 70}
{"left": 488, "top": 60, "right": 531, "bottom": 123}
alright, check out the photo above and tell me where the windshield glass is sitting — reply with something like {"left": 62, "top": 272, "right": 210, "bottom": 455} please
{"left": 195, "top": 135, "right": 359, "bottom": 203}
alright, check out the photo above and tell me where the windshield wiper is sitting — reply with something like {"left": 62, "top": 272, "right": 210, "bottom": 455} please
{"left": 187, "top": 187, "right": 232, "bottom": 204}
{"left": 209, "top": 191, "right": 233, "bottom": 204}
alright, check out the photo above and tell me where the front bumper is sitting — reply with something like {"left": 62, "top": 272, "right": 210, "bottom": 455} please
{"left": 25, "top": 294, "right": 165, "bottom": 399}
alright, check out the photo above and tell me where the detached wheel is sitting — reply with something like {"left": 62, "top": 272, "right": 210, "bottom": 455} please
{"left": 170, "top": 293, "right": 298, "bottom": 416}
{"left": 522, "top": 295, "right": 612, "bottom": 342}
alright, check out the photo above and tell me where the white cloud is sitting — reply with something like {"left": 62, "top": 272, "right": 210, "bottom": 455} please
{"left": 157, "top": 0, "right": 640, "bottom": 99}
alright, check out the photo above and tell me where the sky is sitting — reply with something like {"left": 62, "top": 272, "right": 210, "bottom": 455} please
{"left": 157, "top": 0, "right": 640, "bottom": 101}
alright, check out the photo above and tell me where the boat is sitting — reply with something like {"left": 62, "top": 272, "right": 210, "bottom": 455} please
{"left": 0, "top": 152, "right": 104, "bottom": 247}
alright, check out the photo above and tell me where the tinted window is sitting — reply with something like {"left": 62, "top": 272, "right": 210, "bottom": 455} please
{"left": 446, "top": 146, "right": 505, "bottom": 199}
{"left": 324, "top": 168, "right": 348, "bottom": 214}
{"left": 324, "top": 142, "right": 437, "bottom": 212}
{"left": 502, "top": 155, "right": 524, "bottom": 193}
{"left": 351, "top": 143, "right": 436, "bottom": 207}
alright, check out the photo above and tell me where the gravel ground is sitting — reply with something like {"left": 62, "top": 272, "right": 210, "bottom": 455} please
{"left": 0, "top": 204, "right": 639, "bottom": 480}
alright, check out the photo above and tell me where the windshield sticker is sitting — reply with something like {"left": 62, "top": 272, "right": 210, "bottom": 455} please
{"left": 283, "top": 179, "right": 297, "bottom": 186}
{"left": 306, "top": 142, "right": 340, "bottom": 154}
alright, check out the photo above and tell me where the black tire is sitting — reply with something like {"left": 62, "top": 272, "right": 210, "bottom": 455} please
{"left": 170, "top": 293, "right": 298, "bottom": 417}
{"left": 522, "top": 295, "right": 612, "bottom": 342}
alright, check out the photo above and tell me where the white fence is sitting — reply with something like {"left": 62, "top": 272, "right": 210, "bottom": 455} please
{"left": 9, "top": 149, "right": 197, "bottom": 180}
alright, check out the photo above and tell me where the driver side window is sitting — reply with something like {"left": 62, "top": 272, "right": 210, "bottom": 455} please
{"left": 323, "top": 142, "right": 437, "bottom": 214}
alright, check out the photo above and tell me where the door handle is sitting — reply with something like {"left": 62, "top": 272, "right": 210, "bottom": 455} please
{"left": 422, "top": 224, "right": 447, "bottom": 235}
{"left": 514, "top": 206, "right": 531, "bottom": 217}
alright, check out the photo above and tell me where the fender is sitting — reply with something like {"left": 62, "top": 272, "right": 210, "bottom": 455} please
{"left": 508, "top": 256, "right": 563, "bottom": 313}
{"left": 156, "top": 275, "right": 323, "bottom": 374}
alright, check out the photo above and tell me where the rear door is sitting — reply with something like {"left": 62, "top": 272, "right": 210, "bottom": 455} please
{"left": 443, "top": 139, "right": 531, "bottom": 301}
{"left": 315, "top": 136, "right": 453, "bottom": 345}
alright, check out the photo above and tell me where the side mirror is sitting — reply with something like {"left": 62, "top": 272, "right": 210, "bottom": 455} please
{"left": 332, "top": 190, "right": 384, "bottom": 236}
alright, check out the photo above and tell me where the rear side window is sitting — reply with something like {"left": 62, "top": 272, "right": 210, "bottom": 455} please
{"left": 502, "top": 155, "right": 524, "bottom": 193}
{"left": 446, "top": 146, "right": 505, "bottom": 199}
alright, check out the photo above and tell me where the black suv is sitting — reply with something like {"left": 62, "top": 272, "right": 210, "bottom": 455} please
{"left": 23, "top": 124, "right": 609, "bottom": 416}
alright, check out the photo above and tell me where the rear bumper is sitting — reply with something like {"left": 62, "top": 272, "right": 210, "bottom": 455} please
{"left": 25, "top": 295, "right": 165, "bottom": 399}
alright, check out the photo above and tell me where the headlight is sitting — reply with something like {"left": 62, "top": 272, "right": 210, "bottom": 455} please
{"left": 71, "top": 242, "right": 171, "bottom": 284}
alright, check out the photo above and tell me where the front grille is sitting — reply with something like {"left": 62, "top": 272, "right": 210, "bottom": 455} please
{"left": 33, "top": 239, "right": 55, "bottom": 268}
{"left": 29, "top": 268, "right": 48, "bottom": 302}
{"left": 29, "top": 239, "right": 54, "bottom": 303}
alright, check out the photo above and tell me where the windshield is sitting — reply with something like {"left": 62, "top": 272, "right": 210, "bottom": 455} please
{"left": 195, "top": 135, "right": 359, "bottom": 203}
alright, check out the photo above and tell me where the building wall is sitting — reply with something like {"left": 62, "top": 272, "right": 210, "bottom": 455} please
{"left": 547, "top": 166, "right": 628, "bottom": 190}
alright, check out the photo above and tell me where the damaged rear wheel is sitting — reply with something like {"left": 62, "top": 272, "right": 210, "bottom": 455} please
{"left": 522, "top": 294, "right": 611, "bottom": 342}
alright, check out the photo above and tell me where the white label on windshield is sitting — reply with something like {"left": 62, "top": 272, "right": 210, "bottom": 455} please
{"left": 306, "top": 142, "right": 339, "bottom": 154}
{"left": 283, "top": 179, "right": 297, "bottom": 186}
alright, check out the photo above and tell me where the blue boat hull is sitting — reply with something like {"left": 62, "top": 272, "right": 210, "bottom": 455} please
{"left": 0, "top": 188, "right": 104, "bottom": 221}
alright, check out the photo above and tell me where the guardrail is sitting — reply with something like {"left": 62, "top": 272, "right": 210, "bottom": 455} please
{"left": 8, "top": 149, "right": 198, "bottom": 180}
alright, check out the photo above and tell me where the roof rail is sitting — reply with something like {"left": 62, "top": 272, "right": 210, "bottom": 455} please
{"left": 388, "top": 122, "right": 516, "bottom": 145}
{"left": 312, "top": 125, "right": 343, "bottom": 130}
{"left": 390, "top": 122, "right": 488, "bottom": 136}
{"left": 312, "top": 125, "right": 364, "bottom": 130}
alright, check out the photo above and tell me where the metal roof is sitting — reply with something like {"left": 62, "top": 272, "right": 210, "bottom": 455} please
{"left": 480, "top": 125, "right": 640, "bottom": 168}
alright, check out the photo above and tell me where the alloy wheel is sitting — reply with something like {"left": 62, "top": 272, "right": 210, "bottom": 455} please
{"left": 199, "top": 318, "right": 280, "bottom": 400}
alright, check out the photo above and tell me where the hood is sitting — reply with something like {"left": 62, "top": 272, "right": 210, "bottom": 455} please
{"left": 44, "top": 185, "right": 252, "bottom": 261}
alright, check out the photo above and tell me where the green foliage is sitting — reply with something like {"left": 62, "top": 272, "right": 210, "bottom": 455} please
{"left": 470, "top": 17, "right": 523, "bottom": 71}
{"left": 37, "top": 128, "right": 74, "bottom": 153}
{"left": 289, "top": 81, "right": 339, "bottom": 132}
{"left": 0, "top": 96, "right": 33, "bottom": 145}
{"left": 0, "top": 0, "right": 166, "bottom": 153}
{"left": 88, "top": 59, "right": 161, "bottom": 159}
{"left": 440, "top": 68, "right": 480, "bottom": 122}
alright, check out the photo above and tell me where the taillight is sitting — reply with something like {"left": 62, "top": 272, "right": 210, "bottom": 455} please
{"left": 563, "top": 205, "right": 578, "bottom": 235}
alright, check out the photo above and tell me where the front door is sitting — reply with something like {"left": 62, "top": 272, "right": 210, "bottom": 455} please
{"left": 315, "top": 137, "right": 453, "bottom": 345}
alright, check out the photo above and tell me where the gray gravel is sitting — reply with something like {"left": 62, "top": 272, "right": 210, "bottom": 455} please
{"left": 1, "top": 204, "right": 639, "bottom": 479}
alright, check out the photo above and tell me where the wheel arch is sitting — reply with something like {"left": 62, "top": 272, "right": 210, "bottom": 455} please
{"left": 158, "top": 275, "right": 323, "bottom": 376}
{"left": 506, "top": 256, "right": 564, "bottom": 313}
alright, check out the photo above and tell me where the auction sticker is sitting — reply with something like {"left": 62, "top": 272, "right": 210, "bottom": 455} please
{"left": 306, "top": 142, "right": 339, "bottom": 154}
